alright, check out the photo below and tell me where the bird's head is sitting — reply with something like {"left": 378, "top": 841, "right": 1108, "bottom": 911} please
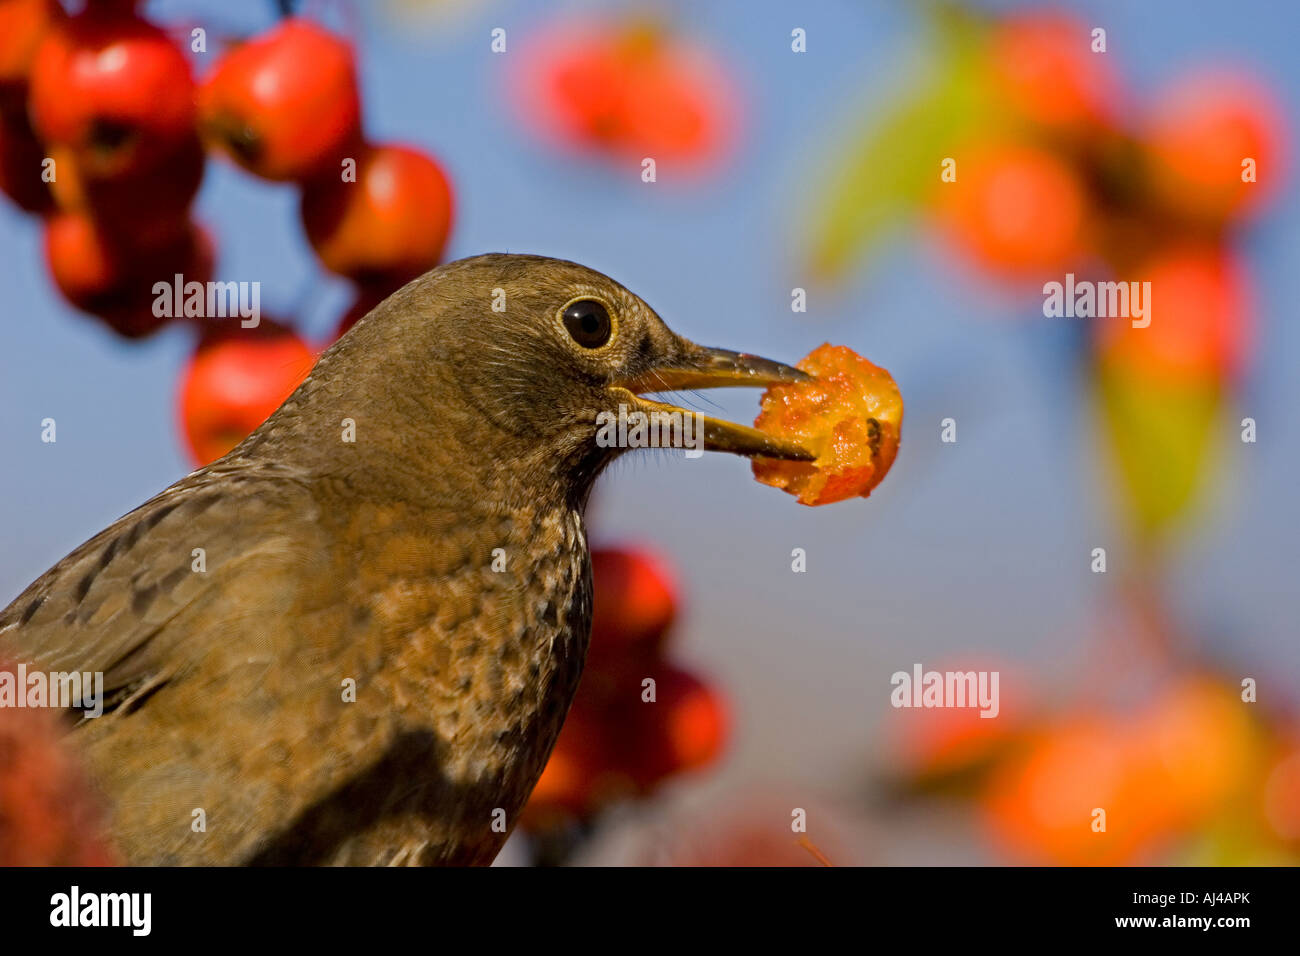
{"left": 282, "top": 254, "right": 812, "bottom": 503}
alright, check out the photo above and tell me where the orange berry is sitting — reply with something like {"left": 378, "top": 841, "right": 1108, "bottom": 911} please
{"left": 982, "top": 714, "right": 1171, "bottom": 865}
{"left": 1095, "top": 244, "right": 1251, "bottom": 382}
{"left": 1131, "top": 678, "right": 1256, "bottom": 829}
{"left": 1145, "top": 71, "right": 1286, "bottom": 222}
{"left": 989, "top": 11, "right": 1119, "bottom": 134}
{"left": 936, "top": 141, "right": 1088, "bottom": 275}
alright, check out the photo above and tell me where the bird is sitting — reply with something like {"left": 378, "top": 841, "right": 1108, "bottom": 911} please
{"left": 0, "top": 253, "right": 811, "bottom": 866}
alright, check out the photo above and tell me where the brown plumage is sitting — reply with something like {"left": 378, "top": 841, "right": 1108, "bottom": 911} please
{"left": 0, "top": 254, "right": 810, "bottom": 865}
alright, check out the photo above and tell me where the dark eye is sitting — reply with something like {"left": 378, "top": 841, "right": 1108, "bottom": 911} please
{"left": 561, "top": 299, "right": 612, "bottom": 349}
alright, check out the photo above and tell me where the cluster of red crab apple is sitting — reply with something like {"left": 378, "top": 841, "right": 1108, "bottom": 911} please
{"left": 0, "top": 0, "right": 453, "bottom": 466}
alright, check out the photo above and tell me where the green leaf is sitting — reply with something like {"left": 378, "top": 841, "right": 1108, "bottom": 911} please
{"left": 804, "top": 6, "right": 994, "bottom": 280}
{"left": 1095, "top": 359, "right": 1224, "bottom": 544}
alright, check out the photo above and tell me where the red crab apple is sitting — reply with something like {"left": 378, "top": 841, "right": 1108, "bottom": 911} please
{"left": 643, "top": 665, "right": 727, "bottom": 778}
{"left": 301, "top": 143, "right": 453, "bottom": 285}
{"left": 586, "top": 546, "right": 678, "bottom": 669}
{"left": 199, "top": 18, "right": 362, "bottom": 182}
{"left": 0, "top": 0, "right": 62, "bottom": 109}
{"left": 179, "top": 326, "right": 317, "bottom": 466}
{"left": 516, "top": 18, "right": 736, "bottom": 170}
{"left": 519, "top": 704, "right": 616, "bottom": 825}
{"left": 0, "top": 105, "right": 54, "bottom": 213}
{"left": 29, "top": 8, "right": 195, "bottom": 180}
{"left": 608, "top": 664, "right": 727, "bottom": 790}
{"left": 44, "top": 212, "right": 213, "bottom": 338}
{"left": 47, "top": 131, "right": 206, "bottom": 237}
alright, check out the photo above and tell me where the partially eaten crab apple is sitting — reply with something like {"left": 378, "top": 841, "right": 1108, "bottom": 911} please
{"left": 751, "top": 343, "right": 903, "bottom": 506}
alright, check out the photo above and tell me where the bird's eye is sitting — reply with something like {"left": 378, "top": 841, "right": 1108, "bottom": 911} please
{"left": 561, "top": 299, "right": 612, "bottom": 349}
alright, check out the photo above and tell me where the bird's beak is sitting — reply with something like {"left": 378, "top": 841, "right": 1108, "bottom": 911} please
{"left": 609, "top": 344, "right": 815, "bottom": 461}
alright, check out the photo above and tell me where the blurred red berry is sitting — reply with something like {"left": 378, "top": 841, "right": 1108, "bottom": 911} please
{"left": 936, "top": 141, "right": 1088, "bottom": 277}
{"left": 541, "top": 34, "right": 622, "bottom": 147}
{"left": 1145, "top": 71, "right": 1286, "bottom": 222}
{"left": 29, "top": 8, "right": 195, "bottom": 180}
{"left": 989, "top": 12, "right": 1120, "bottom": 135}
{"left": 44, "top": 212, "right": 114, "bottom": 308}
{"left": 889, "top": 661, "right": 1024, "bottom": 783}
{"left": 44, "top": 212, "right": 213, "bottom": 338}
{"left": 47, "top": 130, "right": 206, "bottom": 236}
{"left": 523, "top": 662, "right": 727, "bottom": 826}
{"left": 199, "top": 18, "right": 362, "bottom": 182}
{"left": 0, "top": 105, "right": 54, "bottom": 213}
{"left": 1263, "top": 743, "right": 1300, "bottom": 844}
{"left": 603, "top": 664, "right": 727, "bottom": 791}
{"left": 1096, "top": 244, "right": 1252, "bottom": 382}
{"left": 0, "top": 0, "right": 61, "bottom": 108}
{"left": 0, "top": 666, "right": 115, "bottom": 866}
{"left": 520, "top": 704, "right": 619, "bottom": 825}
{"left": 301, "top": 143, "right": 453, "bottom": 285}
{"left": 179, "top": 327, "right": 317, "bottom": 466}
{"left": 588, "top": 546, "right": 678, "bottom": 667}
{"left": 515, "top": 18, "right": 736, "bottom": 170}
{"left": 649, "top": 665, "right": 727, "bottom": 776}
{"left": 523, "top": 745, "right": 589, "bottom": 825}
